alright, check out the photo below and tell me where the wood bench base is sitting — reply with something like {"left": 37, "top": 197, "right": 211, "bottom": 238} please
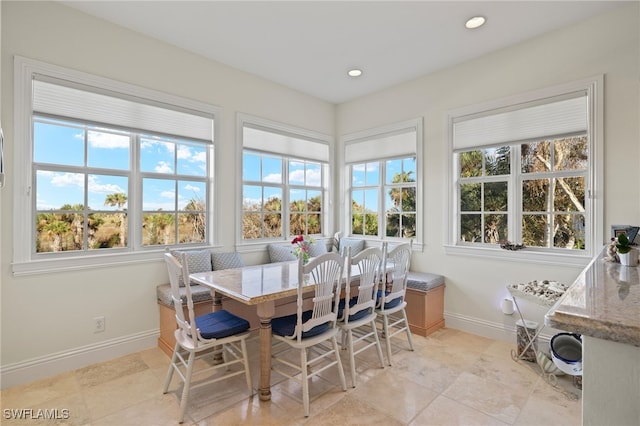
{"left": 157, "top": 300, "right": 214, "bottom": 357}
{"left": 405, "top": 285, "right": 445, "bottom": 337}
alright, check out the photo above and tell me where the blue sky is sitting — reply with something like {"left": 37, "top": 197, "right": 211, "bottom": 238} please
{"left": 242, "top": 153, "right": 322, "bottom": 208}
{"left": 351, "top": 158, "right": 416, "bottom": 212}
{"left": 34, "top": 118, "right": 207, "bottom": 212}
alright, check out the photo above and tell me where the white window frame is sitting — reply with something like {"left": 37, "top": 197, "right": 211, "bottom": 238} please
{"left": 13, "top": 57, "right": 221, "bottom": 275}
{"left": 445, "top": 77, "right": 603, "bottom": 266}
{"left": 341, "top": 118, "right": 423, "bottom": 249}
{"left": 235, "top": 113, "right": 333, "bottom": 251}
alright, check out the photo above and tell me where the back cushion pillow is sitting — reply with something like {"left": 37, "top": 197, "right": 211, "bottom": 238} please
{"left": 212, "top": 251, "right": 245, "bottom": 270}
{"left": 340, "top": 238, "right": 365, "bottom": 256}
{"left": 170, "top": 249, "right": 212, "bottom": 286}
{"left": 308, "top": 241, "right": 328, "bottom": 257}
{"left": 268, "top": 244, "right": 296, "bottom": 263}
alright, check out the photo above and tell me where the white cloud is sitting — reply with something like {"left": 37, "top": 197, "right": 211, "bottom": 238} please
{"left": 48, "top": 173, "right": 125, "bottom": 193}
{"left": 243, "top": 197, "right": 262, "bottom": 208}
{"left": 192, "top": 151, "right": 206, "bottom": 163}
{"left": 306, "top": 168, "right": 322, "bottom": 186}
{"left": 263, "top": 173, "right": 282, "bottom": 183}
{"left": 176, "top": 145, "right": 192, "bottom": 159}
{"left": 288, "top": 169, "right": 321, "bottom": 186}
{"left": 141, "top": 139, "right": 173, "bottom": 153}
{"left": 88, "top": 179, "right": 125, "bottom": 194}
{"left": 155, "top": 161, "right": 173, "bottom": 173}
{"left": 160, "top": 190, "right": 175, "bottom": 199}
{"left": 183, "top": 184, "right": 201, "bottom": 192}
{"left": 50, "top": 172, "right": 83, "bottom": 188}
{"left": 289, "top": 169, "right": 305, "bottom": 183}
{"left": 88, "top": 131, "right": 129, "bottom": 149}
{"left": 177, "top": 145, "right": 206, "bottom": 164}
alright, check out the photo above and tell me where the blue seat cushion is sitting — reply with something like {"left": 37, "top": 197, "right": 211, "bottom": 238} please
{"left": 376, "top": 290, "right": 403, "bottom": 309}
{"left": 338, "top": 297, "right": 371, "bottom": 322}
{"left": 272, "top": 310, "right": 330, "bottom": 338}
{"left": 194, "top": 310, "right": 250, "bottom": 339}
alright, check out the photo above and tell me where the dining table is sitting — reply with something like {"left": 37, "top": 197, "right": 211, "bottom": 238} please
{"left": 189, "top": 260, "right": 316, "bottom": 401}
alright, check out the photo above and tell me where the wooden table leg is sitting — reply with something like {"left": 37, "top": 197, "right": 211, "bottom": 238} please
{"left": 211, "top": 290, "right": 224, "bottom": 363}
{"left": 257, "top": 300, "right": 275, "bottom": 401}
{"left": 211, "top": 291, "right": 223, "bottom": 312}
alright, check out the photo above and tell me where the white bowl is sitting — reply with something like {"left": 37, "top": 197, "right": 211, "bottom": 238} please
{"left": 550, "top": 333, "right": 582, "bottom": 376}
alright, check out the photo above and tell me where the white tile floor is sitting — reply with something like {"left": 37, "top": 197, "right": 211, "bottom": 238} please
{"left": 0, "top": 328, "right": 582, "bottom": 425}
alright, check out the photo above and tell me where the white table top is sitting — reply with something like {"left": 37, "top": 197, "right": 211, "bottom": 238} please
{"left": 190, "top": 261, "right": 316, "bottom": 305}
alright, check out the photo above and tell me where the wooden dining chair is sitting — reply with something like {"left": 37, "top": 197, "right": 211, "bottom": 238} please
{"left": 162, "top": 252, "right": 253, "bottom": 423}
{"left": 270, "top": 252, "right": 347, "bottom": 417}
{"left": 338, "top": 246, "right": 386, "bottom": 387}
{"left": 376, "top": 241, "right": 415, "bottom": 365}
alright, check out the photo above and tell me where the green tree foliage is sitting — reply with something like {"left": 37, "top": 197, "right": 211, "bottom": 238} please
{"left": 242, "top": 193, "right": 322, "bottom": 239}
{"left": 458, "top": 137, "right": 586, "bottom": 249}
{"left": 144, "top": 212, "right": 175, "bottom": 245}
{"left": 385, "top": 171, "right": 416, "bottom": 238}
{"left": 521, "top": 137, "right": 586, "bottom": 249}
{"left": 41, "top": 218, "right": 71, "bottom": 252}
{"left": 36, "top": 192, "right": 206, "bottom": 251}
{"left": 182, "top": 197, "right": 206, "bottom": 243}
{"left": 104, "top": 192, "right": 127, "bottom": 247}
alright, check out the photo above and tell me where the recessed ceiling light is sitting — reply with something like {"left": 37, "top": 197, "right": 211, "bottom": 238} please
{"left": 348, "top": 69, "right": 363, "bottom": 77}
{"left": 465, "top": 16, "right": 486, "bottom": 29}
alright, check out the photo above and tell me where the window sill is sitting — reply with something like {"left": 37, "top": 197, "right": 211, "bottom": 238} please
{"left": 443, "top": 244, "right": 593, "bottom": 268}
{"left": 13, "top": 249, "right": 176, "bottom": 276}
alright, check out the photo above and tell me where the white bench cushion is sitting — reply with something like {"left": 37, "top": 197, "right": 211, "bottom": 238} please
{"left": 407, "top": 271, "right": 445, "bottom": 292}
{"left": 156, "top": 283, "right": 212, "bottom": 308}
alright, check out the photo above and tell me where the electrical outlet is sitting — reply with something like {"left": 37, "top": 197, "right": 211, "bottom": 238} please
{"left": 93, "top": 316, "right": 105, "bottom": 333}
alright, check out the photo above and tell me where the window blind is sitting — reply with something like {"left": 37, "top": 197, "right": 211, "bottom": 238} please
{"left": 453, "top": 94, "right": 587, "bottom": 151}
{"left": 32, "top": 76, "right": 214, "bottom": 142}
{"left": 345, "top": 128, "right": 417, "bottom": 164}
{"left": 243, "top": 125, "right": 329, "bottom": 162}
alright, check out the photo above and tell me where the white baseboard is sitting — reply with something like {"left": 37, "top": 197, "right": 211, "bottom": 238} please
{"left": 0, "top": 330, "right": 159, "bottom": 390}
{"left": 444, "top": 311, "right": 553, "bottom": 347}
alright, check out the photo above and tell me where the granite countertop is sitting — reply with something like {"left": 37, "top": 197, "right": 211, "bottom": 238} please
{"left": 545, "top": 247, "right": 640, "bottom": 347}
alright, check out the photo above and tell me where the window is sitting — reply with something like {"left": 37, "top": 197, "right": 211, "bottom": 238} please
{"left": 239, "top": 115, "right": 331, "bottom": 242}
{"left": 458, "top": 147, "right": 510, "bottom": 244}
{"left": 14, "top": 57, "right": 219, "bottom": 274}
{"left": 343, "top": 119, "right": 422, "bottom": 242}
{"left": 447, "top": 77, "right": 602, "bottom": 263}
{"left": 350, "top": 157, "right": 417, "bottom": 238}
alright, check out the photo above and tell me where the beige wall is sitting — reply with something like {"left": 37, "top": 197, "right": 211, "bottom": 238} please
{"left": 337, "top": 3, "right": 639, "bottom": 336}
{"left": 1, "top": 1, "right": 638, "bottom": 386}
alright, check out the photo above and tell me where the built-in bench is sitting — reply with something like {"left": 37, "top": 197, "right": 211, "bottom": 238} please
{"left": 405, "top": 271, "right": 446, "bottom": 337}
{"left": 157, "top": 268, "right": 445, "bottom": 356}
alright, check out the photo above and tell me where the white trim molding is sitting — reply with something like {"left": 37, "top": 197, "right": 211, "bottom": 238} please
{"left": 0, "top": 330, "right": 158, "bottom": 390}
{"left": 445, "top": 76, "right": 604, "bottom": 262}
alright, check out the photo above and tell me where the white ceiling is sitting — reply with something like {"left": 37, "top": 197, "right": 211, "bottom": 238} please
{"left": 61, "top": 1, "right": 626, "bottom": 104}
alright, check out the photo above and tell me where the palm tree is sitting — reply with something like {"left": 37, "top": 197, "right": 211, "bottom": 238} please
{"left": 182, "top": 197, "right": 205, "bottom": 242}
{"left": 44, "top": 220, "right": 71, "bottom": 252}
{"left": 145, "top": 213, "right": 175, "bottom": 245}
{"left": 104, "top": 192, "right": 127, "bottom": 247}
{"left": 60, "top": 203, "right": 85, "bottom": 250}
{"left": 387, "top": 171, "right": 416, "bottom": 237}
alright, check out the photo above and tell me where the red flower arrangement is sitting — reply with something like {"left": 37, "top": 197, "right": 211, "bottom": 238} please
{"left": 291, "top": 235, "right": 315, "bottom": 264}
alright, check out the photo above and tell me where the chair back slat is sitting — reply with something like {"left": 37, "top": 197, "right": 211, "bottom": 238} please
{"left": 296, "top": 252, "right": 345, "bottom": 342}
{"left": 164, "top": 252, "right": 200, "bottom": 346}
{"left": 379, "top": 241, "right": 412, "bottom": 309}
{"left": 343, "top": 246, "right": 383, "bottom": 323}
